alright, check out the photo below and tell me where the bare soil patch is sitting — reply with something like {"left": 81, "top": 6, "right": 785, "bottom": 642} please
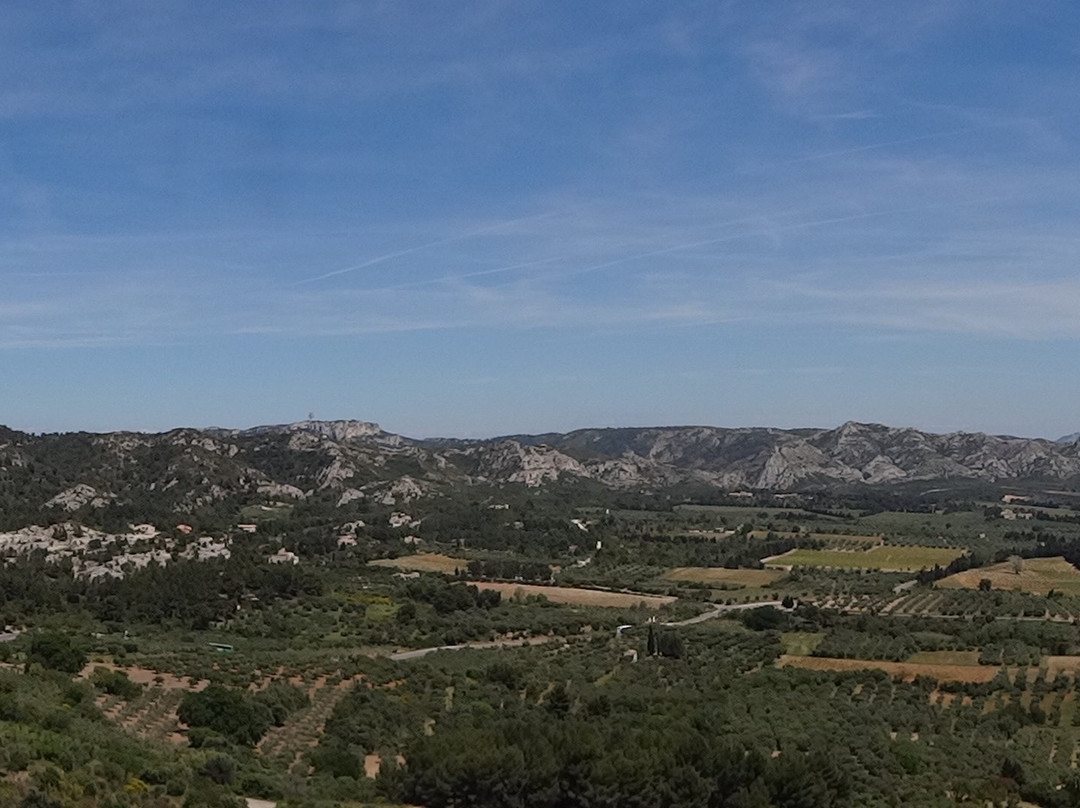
{"left": 79, "top": 662, "right": 207, "bottom": 691}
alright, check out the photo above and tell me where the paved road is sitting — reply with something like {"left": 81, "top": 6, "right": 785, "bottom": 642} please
{"left": 388, "top": 601, "right": 786, "bottom": 660}
{"left": 661, "top": 600, "right": 784, "bottom": 627}
{"left": 389, "top": 635, "right": 560, "bottom": 661}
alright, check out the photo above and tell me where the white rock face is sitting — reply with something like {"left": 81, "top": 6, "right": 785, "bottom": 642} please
{"left": 379, "top": 476, "right": 425, "bottom": 505}
{"left": 472, "top": 441, "right": 587, "bottom": 487}
{"left": 337, "top": 488, "right": 365, "bottom": 507}
{"left": 257, "top": 481, "right": 306, "bottom": 499}
{"left": 388, "top": 512, "right": 420, "bottom": 529}
{"left": 0, "top": 522, "right": 189, "bottom": 580}
{"left": 45, "top": 484, "right": 114, "bottom": 511}
{"left": 318, "top": 456, "right": 356, "bottom": 489}
{"left": 178, "top": 536, "right": 231, "bottom": 561}
{"left": 289, "top": 419, "right": 403, "bottom": 446}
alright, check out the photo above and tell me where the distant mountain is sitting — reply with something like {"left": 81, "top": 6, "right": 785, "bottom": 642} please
{"left": 1058, "top": 432, "right": 1080, "bottom": 444}
{"left": 2, "top": 419, "right": 1079, "bottom": 528}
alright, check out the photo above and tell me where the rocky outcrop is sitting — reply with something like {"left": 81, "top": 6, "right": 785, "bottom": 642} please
{"left": 467, "top": 441, "right": 589, "bottom": 487}
{"left": 45, "top": 484, "right": 114, "bottom": 511}
{"left": 5, "top": 419, "right": 1080, "bottom": 524}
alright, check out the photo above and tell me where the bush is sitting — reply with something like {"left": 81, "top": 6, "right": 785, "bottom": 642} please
{"left": 25, "top": 633, "right": 86, "bottom": 674}
{"left": 178, "top": 686, "right": 272, "bottom": 747}
{"left": 89, "top": 668, "right": 142, "bottom": 700}
{"left": 199, "top": 755, "right": 236, "bottom": 786}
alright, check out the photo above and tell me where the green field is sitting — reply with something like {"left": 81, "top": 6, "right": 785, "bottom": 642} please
{"left": 907, "top": 650, "right": 982, "bottom": 666}
{"left": 765, "top": 544, "right": 965, "bottom": 571}
{"left": 780, "top": 632, "right": 825, "bottom": 656}
{"left": 663, "top": 567, "right": 787, "bottom": 587}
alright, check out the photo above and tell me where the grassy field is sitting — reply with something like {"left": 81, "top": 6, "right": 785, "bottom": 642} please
{"left": 466, "top": 582, "right": 676, "bottom": 609}
{"left": 780, "top": 632, "right": 825, "bottom": 656}
{"left": 937, "top": 556, "right": 1080, "bottom": 595}
{"left": 906, "top": 650, "right": 982, "bottom": 666}
{"left": 747, "top": 530, "right": 881, "bottom": 547}
{"left": 764, "top": 545, "right": 965, "bottom": 571}
{"left": 777, "top": 654, "right": 999, "bottom": 683}
{"left": 663, "top": 567, "right": 786, "bottom": 587}
{"left": 368, "top": 553, "right": 470, "bottom": 574}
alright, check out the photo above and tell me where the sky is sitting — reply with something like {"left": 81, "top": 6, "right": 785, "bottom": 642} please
{"left": 1, "top": 1, "right": 1079, "bottom": 439}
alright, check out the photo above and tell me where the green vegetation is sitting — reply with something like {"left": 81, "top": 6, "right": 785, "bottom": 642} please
{"left": 8, "top": 479, "right": 1080, "bottom": 804}
{"left": 769, "top": 545, "right": 965, "bottom": 571}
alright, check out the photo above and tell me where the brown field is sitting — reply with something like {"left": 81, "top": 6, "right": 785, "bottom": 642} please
{"left": 777, "top": 654, "right": 999, "bottom": 683}
{"left": 467, "top": 582, "right": 675, "bottom": 609}
{"left": 663, "top": 567, "right": 786, "bottom": 587}
{"left": 1044, "top": 656, "right": 1080, "bottom": 674}
{"left": 368, "top": 552, "right": 470, "bottom": 574}
{"left": 79, "top": 662, "right": 207, "bottom": 691}
{"left": 937, "top": 556, "right": 1080, "bottom": 595}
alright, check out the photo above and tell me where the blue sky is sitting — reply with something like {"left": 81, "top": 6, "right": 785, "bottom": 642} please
{"left": 2, "top": 2, "right": 1078, "bottom": 438}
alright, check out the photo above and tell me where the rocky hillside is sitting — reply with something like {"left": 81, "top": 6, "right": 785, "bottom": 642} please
{"left": 1, "top": 419, "right": 1079, "bottom": 527}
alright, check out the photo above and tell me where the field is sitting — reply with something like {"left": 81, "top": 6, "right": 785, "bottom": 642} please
{"left": 368, "top": 552, "right": 470, "bottom": 574}
{"left": 748, "top": 530, "right": 881, "bottom": 548}
{"left": 466, "top": 581, "right": 676, "bottom": 609}
{"left": 777, "top": 654, "right": 1000, "bottom": 683}
{"left": 906, "top": 650, "right": 982, "bottom": 666}
{"left": 663, "top": 567, "right": 786, "bottom": 587}
{"left": 780, "top": 632, "right": 824, "bottom": 656}
{"left": 937, "top": 556, "right": 1080, "bottom": 595}
{"left": 764, "top": 544, "right": 965, "bottom": 571}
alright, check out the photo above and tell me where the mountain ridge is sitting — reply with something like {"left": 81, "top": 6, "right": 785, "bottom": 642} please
{"left": 2, "top": 419, "right": 1079, "bottom": 529}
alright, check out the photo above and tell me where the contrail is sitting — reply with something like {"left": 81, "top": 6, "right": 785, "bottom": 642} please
{"left": 548, "top": 195, "right": 1013, "bottom": 282}
{"left": 358, "top": 256, "right": 566, "bottom": 293}
{"left": 779, "top": 127, "right": 979, "bottom": 165}
{"left": 290, "top": 210, "right": 559, "bottom": 286}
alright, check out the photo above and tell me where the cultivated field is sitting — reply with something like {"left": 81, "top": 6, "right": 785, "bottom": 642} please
{"left": 748, "top": 531, "right": 881, "bottom": 548}
{"left": 906, "top": 650, "right": 982, "bottom": 666}
{"left": 777, "top": 654, "right": 999, "bottom": 683}
{"left": 780, "top": 632, "right": 824, "bottom": 656}
{"left": 663, "top": 567, "right": 786, "bottom": 587}
{"left": 936, "top": 556, "right": 1080, "bottom": 595}
{"left": 764, "top": 545, "right": 964, "bottom": 571}
{"left": 368, "top": 553, "right": 470, "bottom": 574}
{"left": 466, "top": 582, "right": 675, "bottom": 609}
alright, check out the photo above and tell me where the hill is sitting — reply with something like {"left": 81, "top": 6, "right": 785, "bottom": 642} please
{"left": 1, "top": 419, "right": 1079, "bottom": 529}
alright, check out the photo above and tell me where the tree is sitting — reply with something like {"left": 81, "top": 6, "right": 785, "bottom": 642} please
{"left": 546, "top": 683, "right": 571, "bottom": 716}
{"left": 978, "top": 578, "right": 992, "bottom": 591}
{"left": 25, "top": 632, "right": 86, "bottom": 674}
{"left": 178, "top": 685, "right": 273, "bottom": 747}
{"left": 1009, "top": 555, "right": 1024, "bottom": 575}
